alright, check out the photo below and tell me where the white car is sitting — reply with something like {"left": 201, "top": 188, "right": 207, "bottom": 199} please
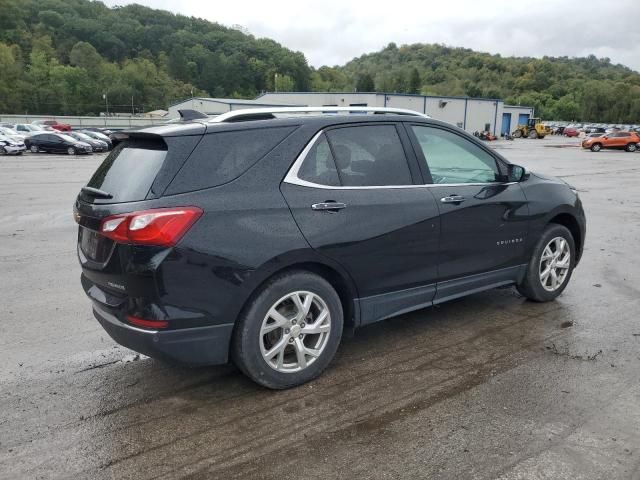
{"left": 0, "top": 126, "right": 27, "bottom": 142}
{"left": 0, "top": 134, "right": 26, "bottom": 155}
{"left": 11, "top": 123, "right": 49, "bottom": 137}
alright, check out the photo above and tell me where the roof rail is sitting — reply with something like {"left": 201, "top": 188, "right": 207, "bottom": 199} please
{"left": 209, "top": 106, "right": 430, "bottom": 123}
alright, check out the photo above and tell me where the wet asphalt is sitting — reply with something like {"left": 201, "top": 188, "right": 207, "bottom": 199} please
{"left": 1, "top": 136, "right": 639, "bottom": 479}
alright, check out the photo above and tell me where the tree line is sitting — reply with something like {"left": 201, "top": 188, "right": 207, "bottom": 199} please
{"left": 324, "top": 43, "right": 640, "bottom": 123}
{"left": 1, "top": 0, "right": 639, "bottom": 123}
{"left": 0, "top": 0, "right": 310, "bottom": 115}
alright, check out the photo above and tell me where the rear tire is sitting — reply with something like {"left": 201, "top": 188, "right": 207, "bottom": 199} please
{"left": 528, "top": 130, "right": 538, "bottom": 139}
{"left": 231, "top": 270, "right": 343, "bottom": 389}
{"left": 590, "top": 143, "right": 602, "bottom": 152}
{"left": 517, "top": 224, "right": 575, "bottom": 302}
{"left": 30, "top": 145, "right": 38, "bottom": 153}
{"left": 0, "top": 147, "right": 6, "bottom": 155}
{"left": 626, "top": 143, "right": 637, "bottom": 152}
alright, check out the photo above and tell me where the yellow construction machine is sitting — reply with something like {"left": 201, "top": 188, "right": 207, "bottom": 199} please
{"left": 512, "top": 118, "right": 551, "bottom": 139}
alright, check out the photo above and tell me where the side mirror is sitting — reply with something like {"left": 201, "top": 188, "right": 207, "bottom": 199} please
{"left": 508, "top": 164, "right": 528, "bottom": 182}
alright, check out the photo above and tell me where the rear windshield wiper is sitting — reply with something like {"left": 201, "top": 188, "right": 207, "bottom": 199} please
{"left": 81, "top": 186, "right": 113, "bottom": 199}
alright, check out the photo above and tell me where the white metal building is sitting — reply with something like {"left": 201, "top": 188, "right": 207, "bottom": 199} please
{"left": 502, "top": 104, "right": 536, "bottom": 136}
{"left": 167, "top": 97, "right": 301, "bottom": 117}
{"left": 257, "top": 92, "right": 533, "bottom": 136}
{"left": 167, "top": 93, "right": 534, "bottom": 136}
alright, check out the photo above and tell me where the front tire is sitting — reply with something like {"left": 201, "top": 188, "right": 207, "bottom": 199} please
{"left": 591, "top": 143, "right": 602, "bottom": 152}
{"left": 231, "top": 270, "right": 343, "bottom": 389}
{"left": 528, "top": 130, "right": 538, "bottom": 139}
{"left": 517, "top": 224, "right": 575, "bottom": 302}
{"left": 67, "top": 147, "right": 76, "bottom": 155}
{"left": 30, "top": 145, "right": 39, "bottom": 153}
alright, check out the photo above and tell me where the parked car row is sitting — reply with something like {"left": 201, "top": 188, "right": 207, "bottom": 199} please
{"left": 545, "top": 122, "right": 640, "bottom": 137}
{"left": 0, "top": 123, "right": 115, "bottom": 156}
{"left": 0, "top": 120, "right": 118, "bottom": 151}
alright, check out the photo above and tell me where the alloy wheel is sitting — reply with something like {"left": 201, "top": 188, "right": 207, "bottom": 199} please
{"left": 539, "top": 237, "right": 571, "bottom": 292}
{"left": 67, "top": 147, "right": 75, "bottom": 155}
{"left": 259, "top": 291, "right": 331, "bottom": 373}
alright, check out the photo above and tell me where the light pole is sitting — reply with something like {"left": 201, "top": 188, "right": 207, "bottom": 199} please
{"left": 102, "top": 92, "right": 109, "bottom": 117}
{"left": 275, "top": 73, "right": 278, "bottom": 93}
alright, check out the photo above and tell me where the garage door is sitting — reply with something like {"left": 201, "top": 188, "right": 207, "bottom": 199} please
{"left": 501, "top": 113, "right": 511, "bottom": 135}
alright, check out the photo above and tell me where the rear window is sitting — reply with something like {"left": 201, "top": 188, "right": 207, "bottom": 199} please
{"left": 86, "top": 139, "right": 167, "bottom": 203}
{"left": 166, "top": 126, "right": 296, "bottom": 193}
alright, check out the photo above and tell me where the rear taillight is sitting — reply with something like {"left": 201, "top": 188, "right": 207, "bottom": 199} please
{"left": 99, "top": 207, "right": 203, "bottom": 247}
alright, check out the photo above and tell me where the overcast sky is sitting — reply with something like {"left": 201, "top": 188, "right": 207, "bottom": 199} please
{"left": 103, "top": 0, "right": 640, "bottom": 72}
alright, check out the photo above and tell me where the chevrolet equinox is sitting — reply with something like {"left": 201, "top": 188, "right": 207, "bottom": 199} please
{"left": 75, "top": 107, "right": 586, "bottom": 389}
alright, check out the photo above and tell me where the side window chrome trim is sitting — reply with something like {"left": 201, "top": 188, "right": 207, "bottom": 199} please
{"left": 284, "top": 130, "right": 324, "bottom": 186}
{"left": 283, "top": 128, "right": 516, "bottom": 190}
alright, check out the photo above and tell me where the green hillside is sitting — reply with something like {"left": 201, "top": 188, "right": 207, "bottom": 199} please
{"left": 1, "top": 0, "right": 639, "bottom": 122}
{"left": 317, "top": 43, "right": 640, "bottom": 123}
{"left": 0, "top": 0, "right": 310, "bottom": 115}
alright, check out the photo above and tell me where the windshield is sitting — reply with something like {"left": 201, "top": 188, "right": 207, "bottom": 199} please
{"left": 58, "top": 134, "right": 77, "bottom": 143}
{"left": 73, "top": 132, "right": 92, "bottom": 141}
{"left": 87, "top": 131, "right": 108, "bottom": 140}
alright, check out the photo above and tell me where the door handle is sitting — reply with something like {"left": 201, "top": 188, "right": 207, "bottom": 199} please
{"left": 311, "top": 201, "right": 347, "bottom": 211}
{"left": 440, "top": 195, "right": 466, "bottom": 204}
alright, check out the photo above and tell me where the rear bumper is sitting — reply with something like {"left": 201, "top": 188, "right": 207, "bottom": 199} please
{"left": 93, "top": 304, "right": 234, "bottom": 366}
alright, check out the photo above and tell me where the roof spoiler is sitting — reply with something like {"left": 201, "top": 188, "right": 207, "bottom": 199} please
{"left": 110, "top": 130, "right": 167, "bottom": 143}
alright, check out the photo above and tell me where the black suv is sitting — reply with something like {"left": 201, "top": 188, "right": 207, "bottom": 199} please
{"left": 75, "top": 108, "right": 586, "bottom": 389}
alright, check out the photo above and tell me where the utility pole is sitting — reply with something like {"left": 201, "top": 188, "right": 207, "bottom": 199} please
{"left": 103, "top": 92, "right": 109, "bottom": 117}
{"left": 275, "top": 73, "right": 278, "bottom": 93}
{"left": 131, "top": 96, "right": 134, "bottom": 116}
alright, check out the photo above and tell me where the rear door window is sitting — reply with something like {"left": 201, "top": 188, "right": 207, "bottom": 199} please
{"left": 86, "top": 139, "right": 167, "bottom": 203}
{"left": 325, "top": 125, "right": 412, "bottom": 186}
{"left": 167, "top": 126, "right": 296, "bottom": 193}
{"left": 297, "top": 134, "right": 340, "bottom": 186}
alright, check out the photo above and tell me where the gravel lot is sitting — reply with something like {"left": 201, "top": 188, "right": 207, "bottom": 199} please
{"left": 1, "top": 137, "right": 639, "bottom": 479}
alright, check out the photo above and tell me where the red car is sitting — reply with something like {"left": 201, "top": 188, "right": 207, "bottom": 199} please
{"left": 563, "top": 127, "right": 579, "bottom": 137}
{"left": 32, "top": 120, "right": 72, "bottom": 132}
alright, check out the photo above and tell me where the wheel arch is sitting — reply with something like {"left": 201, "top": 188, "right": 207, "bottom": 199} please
{"left": 548, "top": 212, "right": 583, "bottom": 263}
{"left": 238, "top": 255, "right": 360, "bottom": 333}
